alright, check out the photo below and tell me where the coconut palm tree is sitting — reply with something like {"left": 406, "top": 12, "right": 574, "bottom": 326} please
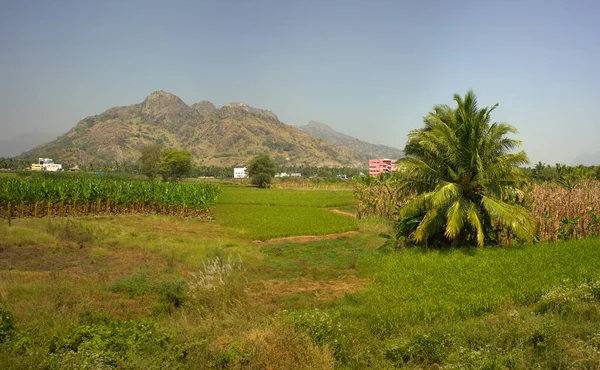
{"left": 397, "top": 90, "right": 535, "bottom": 247}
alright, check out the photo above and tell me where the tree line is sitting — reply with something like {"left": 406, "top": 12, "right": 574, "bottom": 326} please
{"left": 0, "top": 153, "right": 366, "bottom": 180}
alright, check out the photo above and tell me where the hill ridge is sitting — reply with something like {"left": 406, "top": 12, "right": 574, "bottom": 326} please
{"left": 21, "top": 91, "right": 364, "bottom": 168}
{"left": 298, "top": 120, "right": 403, "bottom": 161}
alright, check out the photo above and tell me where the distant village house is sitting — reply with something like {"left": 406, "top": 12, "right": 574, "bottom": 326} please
{"left": 368, "top": 159, "right": 397, "bottom": 176}
{"left": 234, "top": 167, "right": 248, "bottom": 178}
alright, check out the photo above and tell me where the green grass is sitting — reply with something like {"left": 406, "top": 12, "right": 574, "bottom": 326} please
{"left": 258, "top": 232, "right": 383, "bottom": 280}
{"left": 5, "top": 183, "right": 600, "bottom": 368}
{"left": 340, "top": 238, "right": 600, "bottom": 333}
{"left": 214, "top": 204, "right": 358, "bottom": 240}
{"left": 217, "top": 186, "right": 355, "bottom": 207}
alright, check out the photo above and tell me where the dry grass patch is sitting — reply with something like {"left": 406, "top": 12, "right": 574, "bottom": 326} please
{"left": 212, "top": 323, "right": 335, "bottom": 370}
{"left": 248, "top": 276, "right": 370, "bottom": 307}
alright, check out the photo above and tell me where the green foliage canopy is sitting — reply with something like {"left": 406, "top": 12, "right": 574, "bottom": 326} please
{"left": 139, "top": 146, "right": 193, "bottom": 181}
{"left": 139, "top": 145, "right": 163, "bottom": 179}
{"left": 248, "top": 154, "right": 276, "bottom": 188}
{"left": 160, "top": 149, "right": 193, "bottom": 181}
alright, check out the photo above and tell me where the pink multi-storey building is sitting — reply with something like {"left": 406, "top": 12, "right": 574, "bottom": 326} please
{"left": 368, "top": 158, "right": 397, "bottom": 176}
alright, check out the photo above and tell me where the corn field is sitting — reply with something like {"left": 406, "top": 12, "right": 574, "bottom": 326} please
{"left": 354, "top": 177, "right": 413, "bottom": 219}
{"left": 0, "top": 178, "right": 221, "bottom": 219}
{"left": 530, "top": 180, "right": 600, "bottom": 241}
{"left": 355, "top": 179, "right": 600, "bottom": 242}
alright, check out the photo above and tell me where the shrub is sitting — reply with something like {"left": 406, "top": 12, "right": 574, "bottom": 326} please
{"left": 251, "top": 173, "right": 273, "bottom": 189}
{"left": 45, "top": 318, "right": 185, "bottom": 368}
{"left": 158, "top": 279, "right": 188, "bottom": 312}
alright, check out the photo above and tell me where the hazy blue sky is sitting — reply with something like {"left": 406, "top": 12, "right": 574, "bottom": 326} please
{"left": 1, "top": 0, "right": 599, "bottom": 164}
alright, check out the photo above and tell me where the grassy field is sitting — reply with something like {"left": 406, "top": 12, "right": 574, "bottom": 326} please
{"left": 214, "top": 204, "right": 358, "bottom": 240}
{"left": 217, "top": 185, "right": 356, "bottom": 207}
{"left": 2, "top": 185, "right": 600, "bottom": 368}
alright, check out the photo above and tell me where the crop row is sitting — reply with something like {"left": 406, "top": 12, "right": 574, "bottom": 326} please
{"left": 0, "top": 178, "right": 221, "bottom": 219}
{"left": 529, "top": 180, "right": 600, "bottom": 241}
{"left": 355, "top": 179, "right": 600, "bottom": 242}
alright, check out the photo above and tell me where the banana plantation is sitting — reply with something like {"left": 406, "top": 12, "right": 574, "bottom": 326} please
{"left": 0, "top": 177, "right": 221, "bottom": 219}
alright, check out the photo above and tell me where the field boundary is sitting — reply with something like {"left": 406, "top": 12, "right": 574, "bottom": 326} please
{"left": 253, "top": 231, "right": 359, "bottom": 244}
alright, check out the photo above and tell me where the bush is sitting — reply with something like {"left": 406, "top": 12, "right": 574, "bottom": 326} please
{"left": 45, "top": 318, "right": 186, "bottom": 368}
{"left": 158, "top": 279, "right": 188, "bottom": 312}
{"left": 251, "top": 173, "right": 273, "bottom": 189}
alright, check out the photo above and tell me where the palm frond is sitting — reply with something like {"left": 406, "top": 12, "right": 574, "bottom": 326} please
{"left": 413, "top": 208, "right": 446, "bottom": 245}
{"left": 466, "top": 202, "right": 485, "bottom": 247}
{"left": 480, "top": 195, "right": 536, "bottom": 242}
{"left": 445, "top": 197, "right": 466, "bottom": 240}
{"left": 398, "top": 192, "right": 433, "bottom": 218}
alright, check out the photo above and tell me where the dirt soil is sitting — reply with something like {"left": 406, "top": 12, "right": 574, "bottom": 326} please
{"left": 248, "top": 275, "right": 370, "bottom": 305}
{"left": 254, "top": 231, "right": 359, "bottom": 245}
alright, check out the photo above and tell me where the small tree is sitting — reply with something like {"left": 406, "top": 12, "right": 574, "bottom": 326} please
{"left": 160, "top": 149, "right": 193, "bottom": 181}
{"left": 248, "top": 154, "right": 276, "bottom": 188}
{"left": 139, "top": 145, "right": 163, "bottom": 179}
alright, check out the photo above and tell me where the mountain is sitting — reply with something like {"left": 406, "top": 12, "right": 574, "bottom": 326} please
{"left": 298, "top": 120, "right": 403, "bottom": 161}
{"left": 572, "top": 152, "right": 600, "bottom": 166}
{"left": 0, "top": 132, "right": 63, "bottom": 157}
{"left": 21, "top": 91, "right": 362, "bottom": 167}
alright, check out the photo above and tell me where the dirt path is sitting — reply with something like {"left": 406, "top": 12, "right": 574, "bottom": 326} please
{"left": 254, "top": 231, "right": 359, "bottom": 245}
{"left": 330, "top": 209, "right": 356, "bottom": 218}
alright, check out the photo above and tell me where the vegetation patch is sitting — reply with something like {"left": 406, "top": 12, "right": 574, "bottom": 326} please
{"left": 218, "top": 186, "right": 355, "bottom": 207}
{"left": 347, "top": 239, "right": 600, "bottom": 333}
{"left": 214, "top": 204, "right": 358, "bottom": 240}
{"left": 0, "top": 177, "right": 221, "bottom": 219}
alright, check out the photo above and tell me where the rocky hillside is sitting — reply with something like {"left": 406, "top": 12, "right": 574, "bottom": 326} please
{"left": 22, "top": 91, "right": 363, "bottom": 168}
{"left": 299, "top": 121, "right": 403, "bottom": 161}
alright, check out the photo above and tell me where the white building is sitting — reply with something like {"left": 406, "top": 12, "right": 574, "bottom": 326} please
{"left": 234, "top": 167, "right": 248, "bottom": 178}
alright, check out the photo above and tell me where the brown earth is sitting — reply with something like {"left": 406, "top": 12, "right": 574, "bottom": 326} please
{"left": 253, "top": 231, "right": 359, "bottom": 245}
